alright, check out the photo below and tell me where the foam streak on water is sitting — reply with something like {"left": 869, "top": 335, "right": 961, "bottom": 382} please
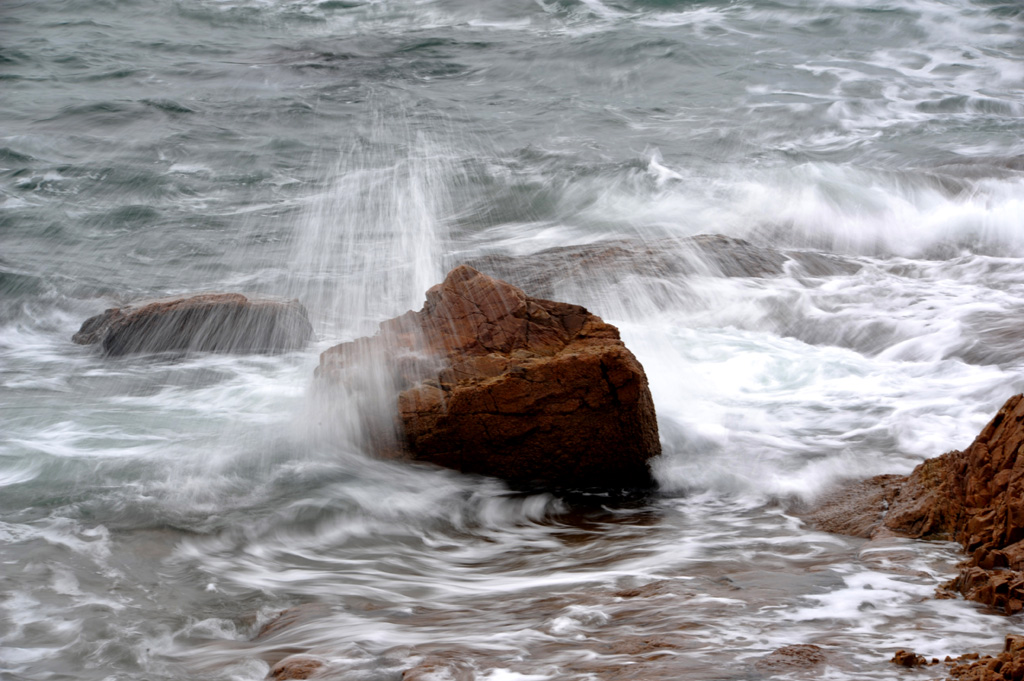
{"left": 2, "top": 0, "right": 1024, "bottom": 679}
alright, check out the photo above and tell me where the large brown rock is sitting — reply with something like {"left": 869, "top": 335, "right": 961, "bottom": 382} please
{"left": 318, "top": 265, "right": 660, "bottom": 489}
{"left": 73, "top": 293, "right": 313, "bottom": 356}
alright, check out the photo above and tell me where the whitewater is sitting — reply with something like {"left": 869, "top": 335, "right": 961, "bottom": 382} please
{"left": 2, "top": 0, "right": 1023, "bottom": 678}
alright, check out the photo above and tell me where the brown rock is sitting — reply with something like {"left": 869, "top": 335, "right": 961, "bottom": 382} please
{"left": 73, "top": 293, "right": 313, "bottom": 356}
{"left": 318, "top": 265, "right": 660, "bottom": 489}
{"left": 268, "top": 656, "right": 325, "bottom": 680}
{"left": 802, "top": 474, "right": 906, "bottom": 538}
{"left": 952, "top": 567, "right": 1024, "bottom": 616}
{"left": 755, "top": 644, "right": 827, "bottom": 672}
{"left": 893, "top": 649, "right": 928, "bottom": 667}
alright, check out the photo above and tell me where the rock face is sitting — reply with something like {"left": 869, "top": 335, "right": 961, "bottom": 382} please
{"left": 318, "top": 265, "right": 661, "bottom": 489}
{"left": 73, "top": 293, "right": 313, "bottom": 356}
{"left": 806, "top": 394, "right": 1024, "bottom": 614}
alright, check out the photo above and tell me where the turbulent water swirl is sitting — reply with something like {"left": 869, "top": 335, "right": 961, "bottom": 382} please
{"left": 2, "top": 0, "right": 1024, "bottom": 679}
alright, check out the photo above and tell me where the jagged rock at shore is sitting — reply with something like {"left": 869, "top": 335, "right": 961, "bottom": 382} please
{"left": 947, "top": 635, "right": 1024, "bottom": 681}
{"left": 318, "top": 265, "right": 661, "bottom": 489}
{"left": 806, "top": 394, "right": 1024, "bottom": 614}
{"left": 73, "top": 293, "right": 313, "bottom": 356}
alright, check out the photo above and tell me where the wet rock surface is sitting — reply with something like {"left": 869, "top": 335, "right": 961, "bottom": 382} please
{"left": 801, "top": 474, "right": 905, "bottom": 539}
{"left": 319, "top": 265, "right": 660, "bottom": 489}
{"left": 73, "top": 293, "right": 313, "bottom": 355}
{"left": 892, "top": 649, "right": 931, "bottom": 668}
{"left": 805, "top": 394, "right": 1024, "bottom": 614}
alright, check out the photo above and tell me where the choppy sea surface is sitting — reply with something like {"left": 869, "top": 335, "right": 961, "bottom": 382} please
{"left": 3, "top": 0, "right": 1024, "bottom": 679}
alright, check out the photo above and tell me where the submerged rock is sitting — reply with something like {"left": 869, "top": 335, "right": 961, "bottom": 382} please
{"left": 73, "top": 293, "right": 313, "bottom": 356}
{"left": 318, "top": 265, "right": 661, "bottom": 489}
{"left": 462, "top": 234, "right": 791, "bottom": 300}
{"left": 268, "top": 656, "right": 325, "bottom": 680}
{"left": 461, "top": 234, "right": 863, "bottom": 300}
{"left": 756, "top": 644, "right": 828, "bottom": 672}
{"left": 806, "top": 394, "right": 1024, "bottom": 614}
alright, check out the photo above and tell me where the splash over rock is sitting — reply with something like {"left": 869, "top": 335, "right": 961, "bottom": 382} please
{"left": 73, "top": 293, "right": 313, "bottom": 356}
{"left": 318, "top": 265, "right": 661, "bottom": 489}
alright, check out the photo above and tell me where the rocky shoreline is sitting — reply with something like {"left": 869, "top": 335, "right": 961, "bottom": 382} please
{"left": 70, "top": 239, "right": 1024, "bottom": 680}
{"left": 806, "top": 393, "right": 1024, "bottom": 616}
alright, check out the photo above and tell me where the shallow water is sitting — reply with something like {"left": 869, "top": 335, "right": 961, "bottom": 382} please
{"left": 3, "top": 0, "right": 1024, "bottom": 679}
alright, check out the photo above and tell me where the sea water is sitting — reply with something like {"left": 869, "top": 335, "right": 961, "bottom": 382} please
{"left": 2, "top": 0, "right": 1023, "bottom": 679}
